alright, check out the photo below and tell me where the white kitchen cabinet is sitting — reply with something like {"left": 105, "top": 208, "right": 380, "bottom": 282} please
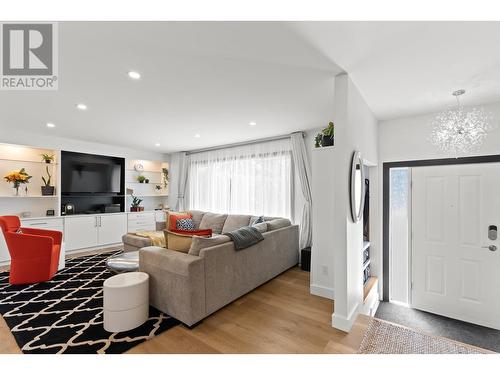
{"left": 98, "top": 214, "right": 127, "bottom": 246}
{"left": 65, "top": 216, "right": 99, "bottom": 251}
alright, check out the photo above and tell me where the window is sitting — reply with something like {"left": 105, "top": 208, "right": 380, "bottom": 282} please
{"left": 188, "top": 139, "right": 292, "bottom": 218}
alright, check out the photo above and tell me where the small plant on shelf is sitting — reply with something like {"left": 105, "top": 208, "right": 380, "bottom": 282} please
{"left": 41, "top": 153, "right": 55, "bottom": 164}
{"left": 4, "top": 168, "right": 32, "bottom": 196}
{"left": 321, "top": 121, "right": 334, "bottom": 147}
{"left": 137, "top": 175, "right": 146, "bottom": 183}
{"left": 41, "top": 166, "right": 55, "bottom": 196}
{"left": 313, "top": 121, "right": 335, "bottom": 148}
{"left": 154, "top": 184, "right": 162, "bottom": 194}
{"left": 130, "top": 195, "right": 144, "bottom": 212}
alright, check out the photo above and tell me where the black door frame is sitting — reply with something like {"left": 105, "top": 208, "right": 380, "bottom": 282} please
{"left": 382, "top": 154, "right": 500, "bottom": 302}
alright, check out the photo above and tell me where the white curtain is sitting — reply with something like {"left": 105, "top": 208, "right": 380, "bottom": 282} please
{"left": 291, "top": 132, "right": 312, "bottom": 249}
{"left": 176, "top": 152, "right": 189, "bottom": 211}
{"left": 188, "top": 139, "right": 292, "bottom": 218}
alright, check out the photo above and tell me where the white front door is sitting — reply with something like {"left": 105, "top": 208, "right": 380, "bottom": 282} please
{"left": 412, "top": 163, "right": 500, "bottom": 329}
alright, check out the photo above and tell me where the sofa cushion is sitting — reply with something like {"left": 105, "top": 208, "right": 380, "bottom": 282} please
{"left": 188, "top": 234, "right": 231, "bottom": 256}
{"left": 221, "top": 214, "right": 252, "bottom": 233}
{"left": 252, "top": 222, "right": 267, "bottom": 233}
{"left": 167, "top": 211, "right": 192, "bottom": 231}
{"left": 164, "top": 229, "right": 212, "bottom": 253}
{"left": 267, "top": 218, "right": 292, "bottom": 231}
{"left": 189, "top": 210, "right": 206, "bottom": 229}
{"left": 199, "top": 213, "right": 228, "bottom": 234}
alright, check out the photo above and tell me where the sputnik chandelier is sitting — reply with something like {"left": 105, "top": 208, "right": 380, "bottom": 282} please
{"left": 430, "top": 89, "right": 494, "bottom": 156}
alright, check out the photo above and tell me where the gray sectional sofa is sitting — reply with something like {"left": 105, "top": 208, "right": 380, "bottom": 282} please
{"left": 138, "top": 210, "right": 299, "bottom": 326}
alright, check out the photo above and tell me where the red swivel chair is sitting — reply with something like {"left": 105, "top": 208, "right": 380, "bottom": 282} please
{"left": 0, "top": 216, "right": 62, "bottom": 285}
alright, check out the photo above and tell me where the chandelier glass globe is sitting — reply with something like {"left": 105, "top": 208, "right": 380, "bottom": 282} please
{"left": 430, "top": 90, "right": 494, "bottom": 157}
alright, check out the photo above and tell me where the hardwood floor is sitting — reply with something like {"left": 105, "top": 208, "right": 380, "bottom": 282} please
{"left": 0, "top": 266, "right": 370, "bottom": 354}
{"left": 128, "top": 267, "right": 369, "bottom": 354}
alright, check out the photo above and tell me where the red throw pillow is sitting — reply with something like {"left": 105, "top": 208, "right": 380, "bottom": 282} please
{"left": 170, "top": 229, "right": 213, "bottom": 237}
{"left": 168, "top": 212, "right": 193, "bottom": 231}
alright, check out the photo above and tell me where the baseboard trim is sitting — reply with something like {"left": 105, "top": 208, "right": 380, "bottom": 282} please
{"left": 332, "top": 302, "right": 359, "bottom": 332}
{"left": 310, "top": 284, "right": 334, "bottom": 299}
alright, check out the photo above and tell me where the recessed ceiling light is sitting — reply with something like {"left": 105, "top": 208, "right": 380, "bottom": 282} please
{"left": 46, "top": 123, "right": 56, "bottom": 128}
{"left": 127, "top": 71, "right": 141, "bottom": 80}
{"left": 76, "top": 103, "right": 87, "bottom": 110}
{"left": 194, "top": 134, "right": 201, "bottom": 138}
{"left": 249, "top": 121, "right": 257, "bottom": 126}
{"left": 155, "top": 143, "right": 161, "bottom": 147}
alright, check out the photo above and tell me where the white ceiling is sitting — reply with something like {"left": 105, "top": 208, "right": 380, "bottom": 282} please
{"left": 293, "top": 21, "right": 500, "bottom": 121}
{"left": 1, "top": 21, "right": 500, "bottom": 152}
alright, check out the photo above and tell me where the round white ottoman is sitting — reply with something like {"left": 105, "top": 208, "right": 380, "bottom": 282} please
{"left": 103, "top": 271, "right": 149, "bottom": 333}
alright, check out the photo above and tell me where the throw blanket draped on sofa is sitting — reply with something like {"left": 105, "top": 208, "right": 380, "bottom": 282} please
{"left": 134, "top": 231, "right": 166, "bottom": 247}
{"left": 224, "top": 226, "right": 264, "bottom": 250}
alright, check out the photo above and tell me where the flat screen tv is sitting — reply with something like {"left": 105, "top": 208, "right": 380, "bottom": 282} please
{"left": 61, "top": 151, "right": 124, "bottom": 195}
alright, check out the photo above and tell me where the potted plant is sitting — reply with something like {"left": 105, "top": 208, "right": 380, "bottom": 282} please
{"left": 137, "top": 175, "right": 146, "bottom": 183}
{"left": 154, "top": 184, "right": 162, "bottom": 194}
{"left": 41, "top": 153, "right": 55, "bottom": 164}
{"left": 41, "top": 166, "right": 55, "bottom": 196}
{"left": 321, "top": 121, "right": 334, "bottom": 147}
{"left": 130, "top": 195, "right": 144, "bottom": 212}
{"left": 4, "top": 168, "right": 32, "bottom": 196}
{"left": 162, "top": 168, "right": 169, "bottom": 188}
{"left": 145, "top": 178, "right": 150, "bottom": 184}
{"left": 314, "top": 133, "right": 323, "bottom": 148}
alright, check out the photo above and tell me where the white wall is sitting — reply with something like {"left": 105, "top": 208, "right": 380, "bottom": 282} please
{"left": 379, "top": 101, "right": 500, "bottom": 162}
{"left": 330, "top": 73, "right": 379, "bottom": 331}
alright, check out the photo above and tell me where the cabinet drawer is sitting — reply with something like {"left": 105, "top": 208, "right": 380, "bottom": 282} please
{"left": 128, "top": 223, "right": 156, "bottom": 232}
{"left": 21, "top": 219, "right": 64, "bottom": 231}
{"left": 127, "top": 212, "right": 155, "bottom": 221}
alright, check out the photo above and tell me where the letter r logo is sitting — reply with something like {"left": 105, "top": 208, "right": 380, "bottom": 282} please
{"left": 2, "top": 24, "right": 53, "bottom": 75}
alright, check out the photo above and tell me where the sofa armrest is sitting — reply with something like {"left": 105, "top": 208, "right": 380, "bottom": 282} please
{"left": 139, "top": 246, "right": 206, "bottom": 326}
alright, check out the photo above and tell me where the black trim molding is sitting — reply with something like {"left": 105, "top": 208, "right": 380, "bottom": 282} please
{"left": 382, "top": 154, "right": 500, "bottom": 302}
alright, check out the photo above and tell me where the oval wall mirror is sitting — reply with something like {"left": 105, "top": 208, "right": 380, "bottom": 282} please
{"left": 350, "top": 151, "right": 366, "bottom": 222}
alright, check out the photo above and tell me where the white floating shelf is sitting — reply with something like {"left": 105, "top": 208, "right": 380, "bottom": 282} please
{"left": 0, "top": 195, "right": 58, "bottom": 198}
{"left": 0, "top": 159, "right": 58, "bottom": 165}
{"left": 126, "top": 181, "right": 162, "bottom": 185}
{"left": 128, "top": 194, "right": 168, "bottom": 197}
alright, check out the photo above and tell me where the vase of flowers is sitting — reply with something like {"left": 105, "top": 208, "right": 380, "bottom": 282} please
{"left": 4, "top": 168, "right": 32, "bottom": 196}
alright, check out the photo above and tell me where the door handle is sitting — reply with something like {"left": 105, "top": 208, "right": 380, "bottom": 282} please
{"left": 482, "top": 245, "right": 497, "bottom": 252}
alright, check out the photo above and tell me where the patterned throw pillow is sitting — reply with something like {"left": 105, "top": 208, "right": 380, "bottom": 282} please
{"left": 176, "top": 218, "right": 195, "bottom": 231}
{"left": 250, "top": 216, "right": 264, "bottom": 226}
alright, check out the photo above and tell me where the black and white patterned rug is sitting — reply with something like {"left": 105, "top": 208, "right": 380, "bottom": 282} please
{"left": 0, "top": 250, "right": 179, "bottom": 354}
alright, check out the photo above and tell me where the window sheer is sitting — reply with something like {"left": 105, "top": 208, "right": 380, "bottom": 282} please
{"left": 188, "top": 139, "right": 292, "bottom": 218}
